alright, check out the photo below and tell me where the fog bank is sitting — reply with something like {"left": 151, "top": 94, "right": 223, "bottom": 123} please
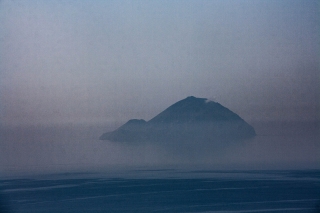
{"left": 0, "top": 121, "right": 318, "bottom": 176}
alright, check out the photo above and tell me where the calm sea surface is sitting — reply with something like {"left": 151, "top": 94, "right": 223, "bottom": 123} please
{"left": 1, "top": 170, "right": 320, "bottom": 213}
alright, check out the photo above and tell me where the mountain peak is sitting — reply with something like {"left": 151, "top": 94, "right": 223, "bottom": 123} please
{"left": 149, "top": 96, "right": 241, "bottom": 124}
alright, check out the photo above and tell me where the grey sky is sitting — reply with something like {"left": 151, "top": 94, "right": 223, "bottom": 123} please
{"left": 0, "top": 0, "right": 319, "bottom": 125}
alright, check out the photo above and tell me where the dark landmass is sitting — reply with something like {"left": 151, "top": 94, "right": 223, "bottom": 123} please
{"left": 100, "top": 96, "right": 256, "bottom": 143}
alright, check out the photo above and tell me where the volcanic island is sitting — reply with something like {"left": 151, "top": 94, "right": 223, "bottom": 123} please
{"left": 99, "top": 96, "right": 256, "bottom": 144}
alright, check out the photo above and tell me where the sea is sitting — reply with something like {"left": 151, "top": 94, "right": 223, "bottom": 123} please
{"left": 0, "top": 169, "right": 320, "bottom": 213}
{"left": 0, "top": 121, "right": 319, "bottom": 212}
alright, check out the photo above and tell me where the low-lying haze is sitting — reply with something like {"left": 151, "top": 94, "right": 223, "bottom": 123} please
{"left": 0, "top": 122, "right": 319, "bottom": 175}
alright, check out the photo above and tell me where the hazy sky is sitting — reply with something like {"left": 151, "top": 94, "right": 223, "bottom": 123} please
{"left": 0, "top": 0, "right": 319, "bottom": 125}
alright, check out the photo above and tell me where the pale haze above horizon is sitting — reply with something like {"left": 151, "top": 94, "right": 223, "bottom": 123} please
{"left": 0, "top": 0, "right": 319, "bottom": 126}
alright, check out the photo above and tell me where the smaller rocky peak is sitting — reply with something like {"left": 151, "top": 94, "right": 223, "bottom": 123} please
{"left": 125, "top": 119, "right": 146, "bottom": 124}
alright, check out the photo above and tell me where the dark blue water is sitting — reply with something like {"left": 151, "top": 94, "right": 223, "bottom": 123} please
{"left": 1, "top": 170, "right": 320, "bottom": 213}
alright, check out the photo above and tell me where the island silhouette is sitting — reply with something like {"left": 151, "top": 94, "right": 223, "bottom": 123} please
{"left": 100, "top": 96, "right": 256, "bottom": 144}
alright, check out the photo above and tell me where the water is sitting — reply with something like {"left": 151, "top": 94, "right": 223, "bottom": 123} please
{"left": 0, "top": 121, "right": 319, "bottom": 212}
{"left": 1, "top": 170, "right": 320, "bottom": 213}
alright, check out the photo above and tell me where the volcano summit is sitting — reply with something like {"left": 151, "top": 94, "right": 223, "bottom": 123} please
{"left": 100, "top": 96, "right": 256, "bottom": 143}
